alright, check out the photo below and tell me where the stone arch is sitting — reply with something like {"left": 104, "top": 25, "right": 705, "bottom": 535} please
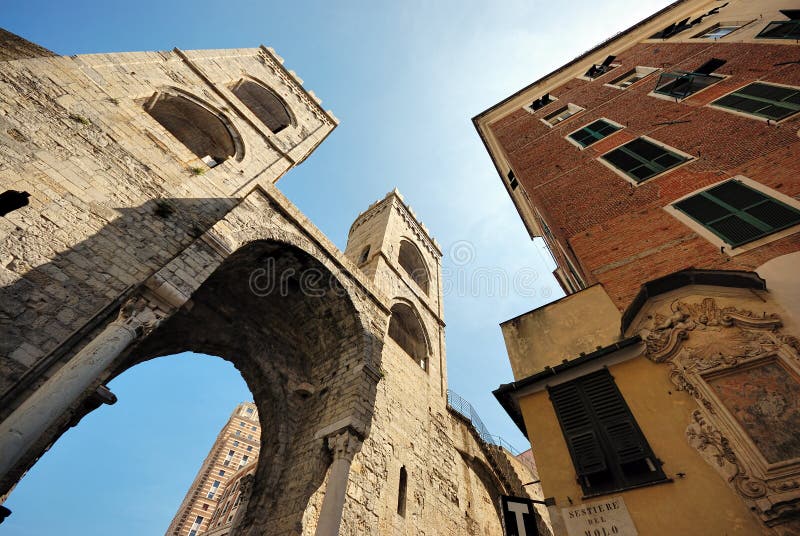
{"left": 398, "top": 238, "right": 430, "bottom": 295}
{"left": 144, "top": 89, "right": 243, "bottom": 164}
{"left": 387, "top": 300, "right": 430, "bottom": 370}
{"left": 231, "top": 78, "right": 294, "bottom": 134}
{"left": 3, "top": 238, "right": 383, "bottom": 536}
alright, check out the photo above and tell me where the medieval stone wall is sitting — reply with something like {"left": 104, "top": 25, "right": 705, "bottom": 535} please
{"left": 0, "top": 44, "right": 335, "bottom": 409}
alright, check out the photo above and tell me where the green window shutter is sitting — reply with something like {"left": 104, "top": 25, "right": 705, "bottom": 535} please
{"left": 601, "top": 137, "right": 688, "bottom": 182}
{"left": 675, "top": 180, "right": 800, "bottom": 247}
{"left": 713, "top": 82, "right": 800, "bottom": 121}
{"left": 549, "top": 383, "right": 608, "bottom": 476}
{"left": 757, "top": 20, "right": 800, "bottom": 39}
{"left": 580, "top": 371, "right": 650, "bottom": 466}
{"left": 568, "top": 119, "right": 621, "bottom": 148}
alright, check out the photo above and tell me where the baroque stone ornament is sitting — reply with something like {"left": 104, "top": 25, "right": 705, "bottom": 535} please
{"left": 640, "top": 297, "right": 800, "bottom": 528}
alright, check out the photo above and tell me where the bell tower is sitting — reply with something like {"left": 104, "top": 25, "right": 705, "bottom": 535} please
{"left": 345, "top": 189, "right": 445, "bottom": 391}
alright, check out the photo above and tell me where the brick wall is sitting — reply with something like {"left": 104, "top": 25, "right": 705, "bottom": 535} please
{"left": 489, "top": 41, "right": 800, "bottom": 309}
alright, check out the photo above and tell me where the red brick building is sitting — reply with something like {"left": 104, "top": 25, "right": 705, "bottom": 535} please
{"left": 475, "top": 0, "right": 800, "bottom": 309}
{"left": 477, "top": 1, "right": 800, "bottom": 534}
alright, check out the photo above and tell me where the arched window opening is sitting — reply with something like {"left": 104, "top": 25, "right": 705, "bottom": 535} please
{"left": 388, "top": 302, "right": 428, "bottom": 370}
{"left": 398, "top": 240, "right": 429, "bottom": 295}
{"left": 144, "top": 92, "right": 237, "bottom": 166}
{"left": 358, "top": 245, "right": 370, "bottom": 265}
{"left": 397, "top": 466, "right": 407, "bottom": 517}
{"left": 231, "top": 79, "right": 293, "bottom": 134}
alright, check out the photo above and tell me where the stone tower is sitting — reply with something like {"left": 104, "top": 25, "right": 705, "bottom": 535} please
{"left": 0, "top": 30, "right": 547, "bottom": 535}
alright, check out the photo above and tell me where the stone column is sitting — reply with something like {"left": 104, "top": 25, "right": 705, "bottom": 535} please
{"left": 0, "top": 298, "right": 160, "bottom": 479}
{"left": 314, "top": 429, "right": 362, "bottom": 536}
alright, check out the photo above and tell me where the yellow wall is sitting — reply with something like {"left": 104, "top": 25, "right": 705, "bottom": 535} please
{"left": 501, "top": 285, "right": 622, "bottom": 380}
{"left": 520, "top": 356, "right": 766, "bottom": 535}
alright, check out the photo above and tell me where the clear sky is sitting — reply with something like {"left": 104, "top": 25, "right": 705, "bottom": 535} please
{"left": 2, "top": 1, "right": 672, "bottom": 533}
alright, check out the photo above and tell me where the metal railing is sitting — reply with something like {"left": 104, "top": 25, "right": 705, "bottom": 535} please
{"left": 446, "top": 389, "right": 521, "bottom": 456}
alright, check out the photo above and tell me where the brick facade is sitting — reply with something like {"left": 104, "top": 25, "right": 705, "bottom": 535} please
{"left": 488, "top": 39, "right": 800, "bottom": 308}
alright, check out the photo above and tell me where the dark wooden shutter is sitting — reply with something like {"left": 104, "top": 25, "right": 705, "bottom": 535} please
{"left": 549, "top": 382, "right": 607, "bottom": 476}
{"left": 580, "top": 371, "right": 650, "bottom": 465}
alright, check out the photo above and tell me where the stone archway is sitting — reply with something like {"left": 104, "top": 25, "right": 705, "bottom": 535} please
{"left": 0, "top": 237, "right": 386, "bottom": 536}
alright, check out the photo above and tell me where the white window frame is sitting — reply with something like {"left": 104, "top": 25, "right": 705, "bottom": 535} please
{"left": 564, "top": 117, "right": 625, "bottom": 151}
{"left": 523, "top": 95, "right": 558, "bottom": 114}
{"left": 664, "top": 175, "right": 800, "bottom": 256}
{"left": 597, "top": 135, "right": 694, "bottom": 187}
{"left": 648, "top": 73, "right": 729, "bottom": 103}
{"left": 604, "top": 66, "right": 660, "bottom": 90}
{"left": 691, "top": 20, "right": 754, "bottom": 39}
{"left": 539, "top": 103, "right": 585, "bottom": 128}
{"left": 707, "top": 81, "right": 800, "bottom": 125}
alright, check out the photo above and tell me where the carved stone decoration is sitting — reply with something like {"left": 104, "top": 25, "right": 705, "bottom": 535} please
{"left": 640, "top": 297, "right": 800, "bottom": 528}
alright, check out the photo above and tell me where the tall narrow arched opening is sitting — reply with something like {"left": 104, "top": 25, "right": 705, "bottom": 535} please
{"left": 230, "top": 79, "right": 293, "bottom": 134}
{"left": 388, "top": 302, "right": 429, "bottom": 370}
{"left": 144, "top": 91, "right": 239, "bottom": 165}
{"left": 398, "top": 239, "right": 430, "bottom": 295}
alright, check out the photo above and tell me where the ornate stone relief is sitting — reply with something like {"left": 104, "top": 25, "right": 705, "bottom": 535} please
{"left": 639, "top": 297, "right": 800, "bottom": 528}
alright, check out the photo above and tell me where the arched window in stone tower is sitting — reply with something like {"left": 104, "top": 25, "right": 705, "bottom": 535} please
{"left": 388, "top": 302, "right": 428, "bottom": 370}
{"left": 231, "top": 79, "right": 293, "bottom": 134}
{"left": 398, "top": 239, "right": 429, "bottom": 295}
{"left": 144, "top": 92, "right": 238, "bottom": 166}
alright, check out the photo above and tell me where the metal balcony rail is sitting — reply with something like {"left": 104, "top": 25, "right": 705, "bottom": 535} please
{"left": 446, "top": 389, "right": 521, "bottom": 455}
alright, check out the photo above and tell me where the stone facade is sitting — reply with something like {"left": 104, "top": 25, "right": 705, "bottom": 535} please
{"left": 0, "top": 31, "right": 548, "bottom": 535}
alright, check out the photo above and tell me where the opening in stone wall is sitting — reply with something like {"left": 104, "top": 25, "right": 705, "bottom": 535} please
{"left": 388, "top": 302, "right": 429, "bottom": 370}
{"left": 230, "top": 79, "right": 293, "bottom": 134}
{"left": 398, "top": 240, "right": 429, "bottom": 295}
{"left": 0, "top": 353, "right": 257, "bottom": 536}
{"left": 144, "top": 92, "right": 238, "bottom": 166}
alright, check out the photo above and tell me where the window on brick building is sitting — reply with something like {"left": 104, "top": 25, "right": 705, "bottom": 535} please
{"left": 232, "top": 440, "right": 239, "bottom": 447}
{"left": 549, "top": 369, "right": 666, "bottom": 497}
{"left": 694, "top": 22, "right": 747, "bottom": 39}
{"left": 583, "top": 55, "right": 617, "bottom": 79}
{"left": 567, "top": 119, "right": 621, "bottom": 148}
{"left": 219, "top": 470, "right": 225, "bottom": 476}
{"left": 542, "top": 103, "right": 584, "bottom": 126}
{"left": 246, "top": 445, "right": 253, "bottom": 452}
{"left": 607, "top": 66, "right": 659, "bottom": 89}
{"left": 653, "top": 58, "right": 725, "bottom": 99}
{"left": 507, "top": 170, "right": 518, "bottom": 190}
{"left": 525, "top": 93, "right": 555, "bottom": 112}
{"left": 223, "top": 450, "right": 234, "bottom": 466}
{"left": 207, "top": 480, "right": 221, "bottom": 499}
{"left": 757, "top": 10, "right": 800, "bottom": 39}
{"left": 188, "top": 515, "right": 204, "bottom": 536}
{"left": 711, "top": 82, "right": 800, "bottom": 122}
{"left": 251, "top": 425, "right": 257, "bottom": 431}
{"left": 239, "top": 455, "right": 249, "bottom": 468}
{"left": 673, "top": 179, "right": 800, "bottom": 248}
{"left": 245, "top": 407, "right": 254, "bottom": 415}
{"left": 600, "top": 137, "right": 689, "bottom": 183}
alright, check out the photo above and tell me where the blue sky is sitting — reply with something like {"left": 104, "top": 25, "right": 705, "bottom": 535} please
{"left": 2, "top": 1, "right": 671, "bottom": 533}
